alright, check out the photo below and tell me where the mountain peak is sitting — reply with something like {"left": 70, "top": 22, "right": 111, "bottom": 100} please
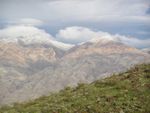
{"left": 0, "top": 25, "right": 74, "bottom": 50}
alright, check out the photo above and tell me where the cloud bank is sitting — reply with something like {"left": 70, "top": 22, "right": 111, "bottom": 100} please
{"left": 1, "top": 0, "right": 149, "bottom": 23}
{"left": 15, "top": 18, "right": 44, "bottom": 26}
{"left": 0, "top": 25, "right": 53, "bottom": 44}
{"left": 0, "top": 25, "right": 74, "bottom": 50}
{"left": 0, "top": 25, "right": 149, "bottom": 49}
{"left": 56, "top": 26, "right": 150, "bottom": 48}
{"left": 0, "top": 0, "right": 150, "bottom": 40}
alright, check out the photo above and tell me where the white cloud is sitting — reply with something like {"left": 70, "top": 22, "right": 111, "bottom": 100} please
{"left": 0, "top": 25, "right": 74, "bottom": 50}
{"left": 56, "top": 26, "right": 150, "bottom": 48}
{"left": 117, "top": 35, "right": 150, "bottom": 48}
{"left": 45, "top": 0, "right": 150, "bottom": 23}
{"left": 6, "top": 18, "right": 44, "bottom": 26}
{"left": 0, "top": 0, "right": 149, "bottom": 41}
{"left": 17, "top": 18, "right": 44, "bottom": 26}
{"left": 0, "top": 0, "right": 149, "bottom": 23}
{"left": 0, "top": 25, "right": 149, "bottom": 49}
{"left": 0, "top": 25, "right": 53, "bottom": 43}
{"left": 56, "top": 26, "right": 99, "bottom": 44}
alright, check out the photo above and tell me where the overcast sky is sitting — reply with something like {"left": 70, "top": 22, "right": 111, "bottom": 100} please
{"left": 0, "top": 0, "right": 150, "bottom": 48}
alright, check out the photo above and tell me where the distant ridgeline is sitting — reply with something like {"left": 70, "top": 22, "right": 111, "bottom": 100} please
{"left": 0, "top": 64, "right": 150, "bottom": 113}
{"left": 1, "top": 37, "right": 150, "bottom": 105}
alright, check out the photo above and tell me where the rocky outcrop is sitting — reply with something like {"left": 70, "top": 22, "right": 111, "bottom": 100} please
{"left": 0, "top": 40, "right": 150, "bottom": 105}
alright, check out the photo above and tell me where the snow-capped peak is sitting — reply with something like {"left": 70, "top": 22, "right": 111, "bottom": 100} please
{"left": 0, "top": 25, "right": 74, "bottom": 50}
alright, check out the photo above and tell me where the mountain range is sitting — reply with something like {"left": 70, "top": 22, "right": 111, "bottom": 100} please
{"left": 0, "top": 26, "right": 150, "bottom": 105}
{"left": 1, "top": 64, "right": 149, "bottom": 113}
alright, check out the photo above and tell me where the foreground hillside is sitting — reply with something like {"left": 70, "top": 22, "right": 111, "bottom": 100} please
{"left": 0, "top": 64, "right": 150, "bottom": 113}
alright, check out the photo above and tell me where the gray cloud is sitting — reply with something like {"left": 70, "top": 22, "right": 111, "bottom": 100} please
{"left": 0, "top": 0, "right": 149, "bottom": 23}
{"left": 0, "top": 0, "right": 150, "bottom": 45}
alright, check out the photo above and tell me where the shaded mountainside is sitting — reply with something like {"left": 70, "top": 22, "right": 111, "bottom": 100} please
{"left": 0, "top": 42, "right": 64, "bottom": 75}
{"left": 0, "top": 64, "right": 150, "bottom": 113}
{"left": 0, "top": 40, "right": 150, "bottom": 105}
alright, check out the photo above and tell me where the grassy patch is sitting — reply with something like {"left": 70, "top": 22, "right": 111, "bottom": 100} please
{"left": 0, "top": 68, "right": 5, "bottom": 77}
{"left": 0, "top": 64, "right": 150, "bottom": 113}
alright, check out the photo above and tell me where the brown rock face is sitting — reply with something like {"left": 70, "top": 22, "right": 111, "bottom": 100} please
{"left": 0, "top": 42, "right": 57, "bottom": 65}
{"left": 0, "top": 40, "right": 150, "bottom": 105}
{"left": 65, "top": 41, "right": 147, "bottom": 59}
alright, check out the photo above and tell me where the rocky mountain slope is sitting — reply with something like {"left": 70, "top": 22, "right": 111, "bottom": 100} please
{"left": 0, "top": 35, "right": 150, "bottom": 105}
{"left": 0, "top": 64, "right": 150, "bottom": 113}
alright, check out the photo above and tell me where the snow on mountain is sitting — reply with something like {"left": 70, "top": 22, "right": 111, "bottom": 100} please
{"left": 0, "top": 25, "right": 74, "bottom": 50}
{"left": 0, "top": 25, "right": 149, "bottom": 50}
{"left": 0, "top": 26, "right": 150, "bottom": 105}
{"left": 142, "top": 48, "right": 150, "bottom": 54}
{"left": 56, "top": 26, "right": 150, "bottom": 48}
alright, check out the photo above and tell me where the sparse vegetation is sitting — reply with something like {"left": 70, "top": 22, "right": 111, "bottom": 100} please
{"left": 0, "top": 64, "right": 150, "bottom": 113}
{"left": 0, "top": 68, "right": 5, "bottom": 77}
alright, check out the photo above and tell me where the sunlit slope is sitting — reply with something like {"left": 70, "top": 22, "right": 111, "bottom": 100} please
{"left": 0, "top": 64, "right": 150, "bottom": 113}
